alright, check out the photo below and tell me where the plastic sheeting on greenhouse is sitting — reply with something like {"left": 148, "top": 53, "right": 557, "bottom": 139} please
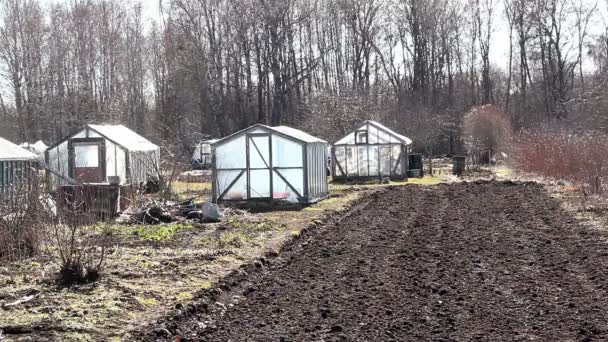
{"left": 212, "top": 124, "right": 328, "bottom": 204}
{"left": 45, "top": 124, "right": 160, "bottom": 190}
{"left": 332, "top": 120, "right": 412, "bottom": 180}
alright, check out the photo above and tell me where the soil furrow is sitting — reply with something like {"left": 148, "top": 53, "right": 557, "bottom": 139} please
{"left": 142, "top": 181, "right": 608, "bottom": 341}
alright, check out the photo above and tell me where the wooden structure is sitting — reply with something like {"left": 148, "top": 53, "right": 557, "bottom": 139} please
{"left": 212, "top": 124, "right": 328, "bottom": 204}
{"left": 45, "top": 124, "right": 160, "bottom": 191}
{"left": 332, "top": 120, "right": 412, "bottom": 181}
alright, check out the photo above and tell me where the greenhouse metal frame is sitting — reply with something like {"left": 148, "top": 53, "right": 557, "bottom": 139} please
{"left": 212, "top": 124, "right": 328, "bottom": 204}
{"left": 332, "top": 120, "right": 412, "bottom": 181}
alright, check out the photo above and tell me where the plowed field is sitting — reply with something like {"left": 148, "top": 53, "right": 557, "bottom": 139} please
{"left": 148, "top": 181, "right": 608, "bottom": 341}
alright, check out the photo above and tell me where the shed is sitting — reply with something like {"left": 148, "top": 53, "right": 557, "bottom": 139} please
{"left": 332, "top": 120, "right": 412, "bottom": 180}
{"left": 192, "top": 139, "right": 218, "bottom": 170}
{"left": 45, "top": 124, "right": 160, "bottom": 190}
{"left": 212, "top": 124, "right": 328, "bottom": 204}
{"left": 0, "top": 137, "right": 38, "bottom": 193}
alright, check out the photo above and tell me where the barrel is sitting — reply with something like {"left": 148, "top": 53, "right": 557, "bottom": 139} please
{"left": 452, "top": 156, "right": 466, "bottom": 176}
{"left": 408, "top": 154, "right": 424, "bottom": 178}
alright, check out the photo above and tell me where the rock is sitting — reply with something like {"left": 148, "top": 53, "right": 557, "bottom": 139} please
{"left": 202, "top": 203, "right": 221, "bottom": 222}
{"left": 187, "top": 210, "right": 204, "bottom": 220}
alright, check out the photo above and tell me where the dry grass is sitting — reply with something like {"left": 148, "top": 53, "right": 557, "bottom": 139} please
{"left": 0, "top": 179, "right": 386, "bottom": 341}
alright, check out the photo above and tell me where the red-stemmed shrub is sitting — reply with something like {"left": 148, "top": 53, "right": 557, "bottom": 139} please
{"left": 509, "top": 129, "right": 608, "bottom": 194}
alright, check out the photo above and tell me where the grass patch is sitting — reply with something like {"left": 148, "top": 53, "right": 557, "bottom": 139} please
{"left": 172, "top": 181, "right": 211, "bottom": 193}
{"left": 135, "top": 296, "right": 158, "bottom": 307}
{"left": 176, "top": 292, "right": 193, "bottom": 301}
{"left": 218, "top": 232, "right": 250, "bottom": 249}
{"left": 133, "top": 223, "right": 193, "bottom": 241}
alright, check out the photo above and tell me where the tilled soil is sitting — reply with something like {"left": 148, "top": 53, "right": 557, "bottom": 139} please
{"left": 149, "top": 181, "right": 608, "bottom": 341}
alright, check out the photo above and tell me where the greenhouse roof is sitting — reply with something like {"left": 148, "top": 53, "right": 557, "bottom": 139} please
{"left": 367, "top": 120, "right": 413, "bottom": 145}
{"left": 88, "top": 124, "right": 158, "bottom": 152}
{"left": 335, "top": 120, "right": 412, "bottom": 145}
{"left": 214, "top": 124, "right": 327, "bottom": 145}
{"left": 271, "top": 126, "right": 326, "bottom": 143}
{"left": 0, "top": 137, "right": 38, "bottom": 161}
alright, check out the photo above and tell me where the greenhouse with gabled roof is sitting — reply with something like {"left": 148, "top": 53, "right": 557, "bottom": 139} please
{"left": 332, "top": 120, "right": 412, "bottom": 181}
{"left": 212, "top": 124, "right": 328, "bottom": 204}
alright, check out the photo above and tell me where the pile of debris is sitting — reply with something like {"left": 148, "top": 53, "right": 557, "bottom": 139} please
{"left": 116, "top": 198, "right": 220, "bottom": 225}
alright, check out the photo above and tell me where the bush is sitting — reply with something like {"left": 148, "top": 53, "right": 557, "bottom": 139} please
{"left": 509, "top": 129, "right": 608, "bottom": 194}
{"left": 49, "top": 188, "right": 115, "bottom": 285}
{"left": 463, "top": 105, "right": 512, "bottom": 167}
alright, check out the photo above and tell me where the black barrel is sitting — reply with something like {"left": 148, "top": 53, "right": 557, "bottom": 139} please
{"left": 452, "top": 155, "right": 466, "bottom": 176}
{"left": 408, "top": 154, "right": 424, "bottom": 178}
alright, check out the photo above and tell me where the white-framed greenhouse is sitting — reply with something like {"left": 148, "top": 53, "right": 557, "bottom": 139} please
{"left": 212, "top": 124, "right": 328, "bottom": 204}
{"left": 332, "top": 120, "right": 413, "bottom": 181}
{"left": 0, "top": 137, "right": 38, "bottom": 194}
{"left": 191, "top": 139, "right": 218, "bottom": 170}
{"left": 45, "top": 124, "right": 160, "bottom": 190}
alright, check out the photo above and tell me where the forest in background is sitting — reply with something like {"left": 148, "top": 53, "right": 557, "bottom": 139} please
{"left": 0, "top": 0, "right": 606, "bottom": 158}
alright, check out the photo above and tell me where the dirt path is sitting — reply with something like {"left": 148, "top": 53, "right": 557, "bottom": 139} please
{"left": 146, "top": 181, "right": 608, "bottom": 341}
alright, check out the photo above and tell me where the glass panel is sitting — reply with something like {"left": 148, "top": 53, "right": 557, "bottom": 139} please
{"left": 334, "top": 146, "right": 346, "bottom": 176}
{"left": 216, "top": 136, "right": 246, "bottom": 169}
{"left": 392, "top": 145, "right": 402, "bottom": 174}
{"left": 249, "top": 136, "right": 270, "bottom": 169}
{"left": 378, "top": 130, "right": 390, "bottom": 144}
{"left": 75, "top": 145, "right": 99, "bottom": 167}
{"left": 106, "top": 142, "right": 116, "bottom": 177}
{"left": 357, "top": 146, "right": 368, "bottom": 176}
{"left": 275, "top": 169, "right": 304, "bottom": 196}
{"left": 356, "top": 131, "right": 368, "bottom": 144}
{"left": 273, "top": 169, "right": 301, "bottom": 203}
{"left": 335, "top": 132, "right": 356, "bottom": 145}
{"left": 367, "top": 125, "right": 379, "bottom": 144}
{"left": 272, "top": 135, "right": 303, "bottom": 167}
{"left": 346, "top": 146, "right": 357, "bottom": 175}
{"left": 369, "top": 146, "right": 379, "bottom": 176}
{"left": 379, "top": 146, "right": 391, "bottom": 176}
{"left": 250, "top": 169, "right": 270, "bottom": 198}
{"left": 217, "top": 170, "right": 247, "bottom": 200}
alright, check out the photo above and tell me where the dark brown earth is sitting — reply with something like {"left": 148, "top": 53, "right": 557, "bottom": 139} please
{"left": 142, "top": 181, "right": 608, "bottom": 341}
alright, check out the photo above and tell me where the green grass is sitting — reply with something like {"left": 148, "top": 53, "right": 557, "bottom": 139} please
{"left": 218, "top": 231, "right": 250, "bottom": 248}
{"left": 132, "top": 223, "right": 193, "bottom": 241}
{"left": 135, "top": 296, "right": 158, "bottom": 307}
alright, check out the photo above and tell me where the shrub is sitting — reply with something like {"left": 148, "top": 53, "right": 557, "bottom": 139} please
{"left": 463, "top": 105, "right": 512, "bottom": 167}
{"left": 509, "top": 129, "right": 608, "bottom": 194}
{"left": 48, "top": 188, "right": 115, "bottom": 285}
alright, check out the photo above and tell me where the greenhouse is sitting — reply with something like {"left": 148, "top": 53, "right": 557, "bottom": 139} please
{"left": 0, "top": 137, "right": 38, "bottom": 193}
{"left": 212, "top": 124, "right": 328, "bottom": 204}
{"left": 332, "top": 120, "right": 412, "bottom": 181}
{"left": 45, "top": 124, "right": 160, "bottom": 190}
{"left": 192, "top": 139, "right": 218, "bottom": 170}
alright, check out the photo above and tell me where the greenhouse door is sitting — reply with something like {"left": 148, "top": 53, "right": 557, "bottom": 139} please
{"left": 247, "top": 134, "right": 272, "bottom": 199}
{"left": 71, "top": 139, "right": 105, "bottom": 183}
